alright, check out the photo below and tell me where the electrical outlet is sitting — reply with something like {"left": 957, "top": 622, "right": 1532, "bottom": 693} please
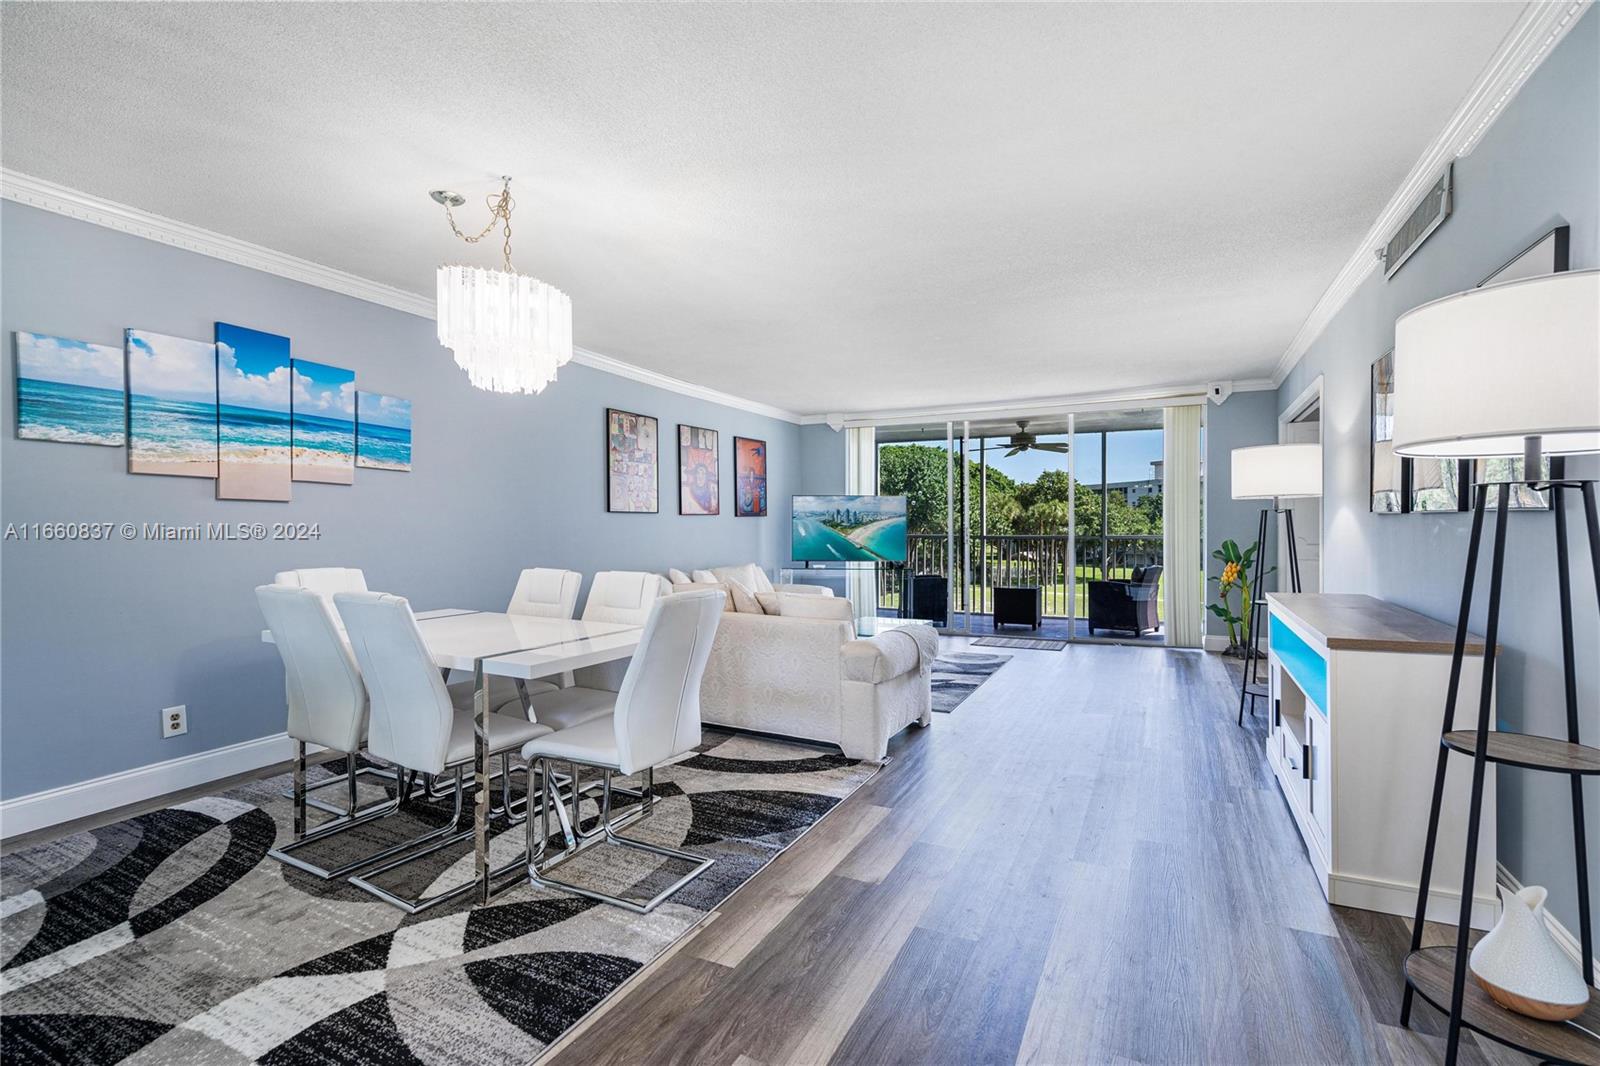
{"left": 162, "top": 705, "right": 188, "bottom": 738}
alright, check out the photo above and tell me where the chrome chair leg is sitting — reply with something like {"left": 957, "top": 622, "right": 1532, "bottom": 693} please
{"left": 283, "top": 746, "right": 398, "bottom": 816}
{"left": 529, "top": 765, "right": 712, "bottom": 914}
{"left": 271, "top": 742, "right": 417, "bottom": 880}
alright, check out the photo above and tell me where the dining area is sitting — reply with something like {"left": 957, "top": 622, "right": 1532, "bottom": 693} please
{"left": 258, "top": 565, "right": 725, "bottom": 916}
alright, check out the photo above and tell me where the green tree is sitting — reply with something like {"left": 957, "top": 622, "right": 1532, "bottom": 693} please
{"left": 1137, "top": 493, "right": 1164, "bottom": 534}
{"left": 1021, "top": 499, "right": 1072, "bottom": 533}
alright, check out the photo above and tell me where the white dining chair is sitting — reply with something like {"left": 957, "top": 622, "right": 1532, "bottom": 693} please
{"left": 521, "top": 587, "right": 725, "bottom": 913}
{"left": 480, "top": 568, "right": 585, "bottom": 714}
{"left": 334, "top": 591, "right": 554, "bottom": 913}
{"left": 518, "top": 570, "right": 671, "bottom": 732}
{"left": 257, "top": 584, "right": 455, "bottom": 880}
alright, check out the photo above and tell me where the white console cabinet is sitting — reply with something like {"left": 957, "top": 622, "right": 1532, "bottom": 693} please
{"left": 1264, "top": 593, "right": 1498, "bottom": 929}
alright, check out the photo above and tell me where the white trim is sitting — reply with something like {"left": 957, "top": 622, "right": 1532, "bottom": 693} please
{"left": 0, "top": 168, "right": 806, "bottom": 425}
{"left": 0, "top": 732, "right": 298, "bottom": 840}
{"left": 1269, "top": 1, "right": 1591, "bottom": 388}
{"left": 1498, "top": 861, "right": 1600, "bottom": 988}
{"left": 568, "top": 346, "right": 803, "bottom": 423}
{"left": 807, "top": 378, "right": 1278, "bottom": 430}
{"left": 1328, "top": 870, "right": 1497, "bottom": 931}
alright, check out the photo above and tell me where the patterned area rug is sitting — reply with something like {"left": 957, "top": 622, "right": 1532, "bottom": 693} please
{"left": 971, "top": 635, "right": 1068, "bottom": 651}
{"left": 0, "top": 729, "right": 877, "bottom": 1065}
{"left": 930, "top": 652, "right": 1011, "bottom": 712}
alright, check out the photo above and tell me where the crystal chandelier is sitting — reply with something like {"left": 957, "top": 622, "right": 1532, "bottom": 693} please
{"left": 431, "top": 177, "right": 572, "bottom": 394}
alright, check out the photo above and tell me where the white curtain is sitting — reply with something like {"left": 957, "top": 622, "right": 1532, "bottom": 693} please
{"left": 1163, "top": 405, "right": 1204, "bottom": 648}
{"left": 845, "top": 426, "right": 877, "bottom": 619}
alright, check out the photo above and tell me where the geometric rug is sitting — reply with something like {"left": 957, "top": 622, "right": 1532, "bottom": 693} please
{"left": 930, "top": 652, "right": 1011, "bottom": 713}
{"left": 0, "top": 728, "right": 877, "bottom": 1065}
{"left": 971, "top": 635, "right": 1068, "bottom": 651}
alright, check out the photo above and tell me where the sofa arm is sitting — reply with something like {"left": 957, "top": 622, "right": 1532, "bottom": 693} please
{"left": 841, "top": 632, "right": 921, "bottom": 683}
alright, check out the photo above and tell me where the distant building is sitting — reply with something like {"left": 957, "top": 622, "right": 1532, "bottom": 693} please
{"left": 1106, "top": 461, "right": 1163, "bottom": 504}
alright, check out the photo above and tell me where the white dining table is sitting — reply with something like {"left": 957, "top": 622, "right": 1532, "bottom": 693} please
{"left": 263, "top": 607, "right": 642, "bottom": 904}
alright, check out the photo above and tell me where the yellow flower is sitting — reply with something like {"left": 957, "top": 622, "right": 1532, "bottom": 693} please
{"left": 1222, "top": 562, "right": 1241, "bottom": 586}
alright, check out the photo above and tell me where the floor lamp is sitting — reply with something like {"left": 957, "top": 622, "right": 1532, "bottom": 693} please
{"left": 1390, "top": 269, "right": 1599, "bottom": 1066}
{"left": 1230, "top": 442, "right": 1322, "bottom": 724}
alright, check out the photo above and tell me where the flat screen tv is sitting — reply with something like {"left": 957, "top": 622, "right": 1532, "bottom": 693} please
{"left": 792, "top": 495, "right": 908, "bottom": 564}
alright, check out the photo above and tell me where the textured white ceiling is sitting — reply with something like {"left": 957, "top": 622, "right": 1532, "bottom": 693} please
{"left": 1, "top": 2, "right": 1524, "bottom": 416}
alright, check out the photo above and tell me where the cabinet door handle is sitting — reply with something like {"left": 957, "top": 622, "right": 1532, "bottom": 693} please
{"left": 1302, "top": 744, "right": 1312, "bottom": 780}
{"left": 1274, "top": 698, "right": 1281, "bottom": 728}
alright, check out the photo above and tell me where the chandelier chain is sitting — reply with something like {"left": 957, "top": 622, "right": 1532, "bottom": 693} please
{"left": 442, "top": 178, "right": 516, "bottom": 272}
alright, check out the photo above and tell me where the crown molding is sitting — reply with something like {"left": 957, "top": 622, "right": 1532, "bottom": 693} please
{"left": 1269, "top": 0, "right": 1591, "bottom": 387}
{"left": 0, "top": 168, "right": 806, "bottom": 424}
{"left": 801, "top": 378, "right": 1274, "bottom": 429}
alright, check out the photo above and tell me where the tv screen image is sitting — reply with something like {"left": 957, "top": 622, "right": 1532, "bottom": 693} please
{"left": 792, "top": 495, "right": 908, "bottom": 563}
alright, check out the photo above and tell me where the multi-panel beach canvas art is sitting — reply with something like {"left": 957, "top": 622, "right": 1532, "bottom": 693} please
{"left": 215, "top": 323, "right": 293, "bottom": 502}
{"left": 125, "top": 330, "right": 219, "bottom": 478}
{"left": 356, "top": 391, "right": 412, "bottom": 471}
{"left": 678, "top": 424, "right": 719, "bottom": 515}
{"left": 13, "top": 332, "right": 125, "bottom": 446}
{"left": 291, "top": 360, "right": 356, "bottom": 484}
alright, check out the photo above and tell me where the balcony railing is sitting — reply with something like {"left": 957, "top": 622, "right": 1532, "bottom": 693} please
{"left": 879, "top": 532, "right": 1164, "bottom": 619}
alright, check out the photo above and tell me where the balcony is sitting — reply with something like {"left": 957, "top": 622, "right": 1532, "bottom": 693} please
{"left": 877, "top": 532, "right": 1165, "bottom": 642}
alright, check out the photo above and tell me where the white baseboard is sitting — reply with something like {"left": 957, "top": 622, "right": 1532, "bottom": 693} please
{"left": 0, "top": 733, "right": 296, "bottom": 840}
{"left": 1498, "top": 861, "right": 1600, "bottom": 987}
{"left": 1329, "top": 870, "right": 1497, "bottom": 932}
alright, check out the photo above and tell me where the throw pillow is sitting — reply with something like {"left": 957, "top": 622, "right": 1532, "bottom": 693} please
{"left": 754, "top": 591, "right": 783, "bottom": 615}
{"left": 668, "top": 568, "right": 691, "bottom": 584}
{"left": 779, "top": 593, "right": 854, "bottom": 622}
{"left": 691, "top": 569, "right": 717, "bottom": 584}
{"left": 723, "top": 576, "right": 762, "bottom": 614}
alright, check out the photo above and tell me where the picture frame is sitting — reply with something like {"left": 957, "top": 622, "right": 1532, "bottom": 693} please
{"left": 607, "top": 407, "right": 659, "bottom": 513}
{"left": 733, "top": 436, "right": 767, "bottom": 517}
{"left": 13, "top": 331, "right": 126, "bottom": 447}
{"left": 678, "top": 424, "right": 719, "bottom": 515}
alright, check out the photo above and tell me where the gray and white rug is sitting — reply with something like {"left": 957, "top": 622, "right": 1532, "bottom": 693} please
{"left": 971, "top": 635, "right": 1068, "bottom": 651}
{"left": 0, "top": 729, "right": 877, "bottom": 1065}
{"left": 930, "top": 652, "right": 1011, "bottom": 712}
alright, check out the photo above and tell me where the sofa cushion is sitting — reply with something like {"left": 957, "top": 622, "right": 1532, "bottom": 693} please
{"left": 691, "top": 569, "right": 716, "bottom": 584}
{"left": 673, "top": 581, "right": 735, "bottom": 611}
{"left": 780, "top": 593, "right": 854, "bottom": 622}
{"left": 841, "top": 630, "right": 923, "bottom": 683}
{"left": 711, "top": 563, "right": 774, "bottom": 595}
{"left": 667, "top": 567, "right": 691, "bottom": 584}
{"left": 754, "top": 591, "right": 782, "bottom": 615}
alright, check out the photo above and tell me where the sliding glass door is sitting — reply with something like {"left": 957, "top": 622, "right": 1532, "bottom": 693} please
{"left": 875, "top": 410, "right": 1168, "bottom": 642}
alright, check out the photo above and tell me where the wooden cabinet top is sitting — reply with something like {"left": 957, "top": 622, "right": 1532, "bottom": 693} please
{"left": 1266, "top": 593, "right": 1488, "bottom": 655}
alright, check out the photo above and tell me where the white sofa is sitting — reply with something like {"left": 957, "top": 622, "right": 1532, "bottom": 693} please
{"left": 684, "top": 564, "right": 935, "bottom": 762}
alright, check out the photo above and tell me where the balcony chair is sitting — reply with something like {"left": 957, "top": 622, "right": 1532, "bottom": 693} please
{"left": 521, "top": 587, "right": 725, "bottom": 913}
{"left": 1086, "top": 564, "right": 1163, "bottom": 637}
{"left": 334, "top": 591, "right": 554, "bottom": 913}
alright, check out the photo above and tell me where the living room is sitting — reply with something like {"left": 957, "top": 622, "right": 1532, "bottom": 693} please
{"left": 1, "top": 4, "right": 1597, "bottom": 1064}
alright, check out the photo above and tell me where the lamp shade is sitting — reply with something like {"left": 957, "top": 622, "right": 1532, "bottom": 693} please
{"left": 1393, "top": 270, "right": 1599, "bottom": 457}
{"left": 1232, "top": 443, "right": 1322, "bottom": 500}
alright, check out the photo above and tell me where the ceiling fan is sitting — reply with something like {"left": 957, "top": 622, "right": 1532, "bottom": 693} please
{"left": 1002, "top": 420, "right": 1071, "bottom": 458}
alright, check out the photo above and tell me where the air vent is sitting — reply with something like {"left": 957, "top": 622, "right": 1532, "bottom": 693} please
{"left": 1379, "top": 162, "right": 1452, "bottom": 279}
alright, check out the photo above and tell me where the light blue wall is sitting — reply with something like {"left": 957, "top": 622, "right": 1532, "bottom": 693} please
{"left": 0, "top": 201, "right": 800, "bottom": 798}
{"left": 1276, "top": 8, "right": 1599, "bottom": 934}
{"left": 1203, "top": 391, "right": 1281, "bottom": 639}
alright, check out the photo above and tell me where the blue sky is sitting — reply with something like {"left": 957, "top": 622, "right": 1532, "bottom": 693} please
{"left": 126, "top": 330, "right": 217, "bottom": 404}
{"left": 216, "top": 322, "right": 291, "bottom": 413}
{"left": 292, "top": 360, "right": 356, "bottom": 421}
{"left": 894, "top": 428, "right": 1164, "bottom": 487}
{"left": 16, "top": 332, "right": 123, "bottom": 391}
{"left": 358, "top": 391, "right": 411, "bottom": 431}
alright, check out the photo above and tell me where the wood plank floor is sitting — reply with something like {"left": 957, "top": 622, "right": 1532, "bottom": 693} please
{"left": 545, "top": 639, "right": 1532, "bottom": 1066}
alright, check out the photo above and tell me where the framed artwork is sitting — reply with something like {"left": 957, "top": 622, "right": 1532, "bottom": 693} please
{"left": 1471, "top": 225, "right": 1570, "bottom": 511}
{"left": 14, "top": 332, "right": 125, "bottom": 446}
{"left": 215, "top": 322, "right": 292, "bottom": 501}
{"left": 291, "top": 360, "right": 356, "bottom": 484}
{"left": 126, "top": 329, "right": 218, "bottom": 478}
{"left": 734, "top": 436, "right": 767, "bottom": 517}
{"left": 356, "top": 392, "right": 412, "bottom": 471}
{"left": 678, "top": 424, "right": 719, "bottom": 515}
{"left": 607, "top": 408, "right": 658, "bottom": 513}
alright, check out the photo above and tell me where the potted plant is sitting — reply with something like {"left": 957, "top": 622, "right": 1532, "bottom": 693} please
{"left": 1208, "top": 538, "right": 1272, "bottom": 656}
